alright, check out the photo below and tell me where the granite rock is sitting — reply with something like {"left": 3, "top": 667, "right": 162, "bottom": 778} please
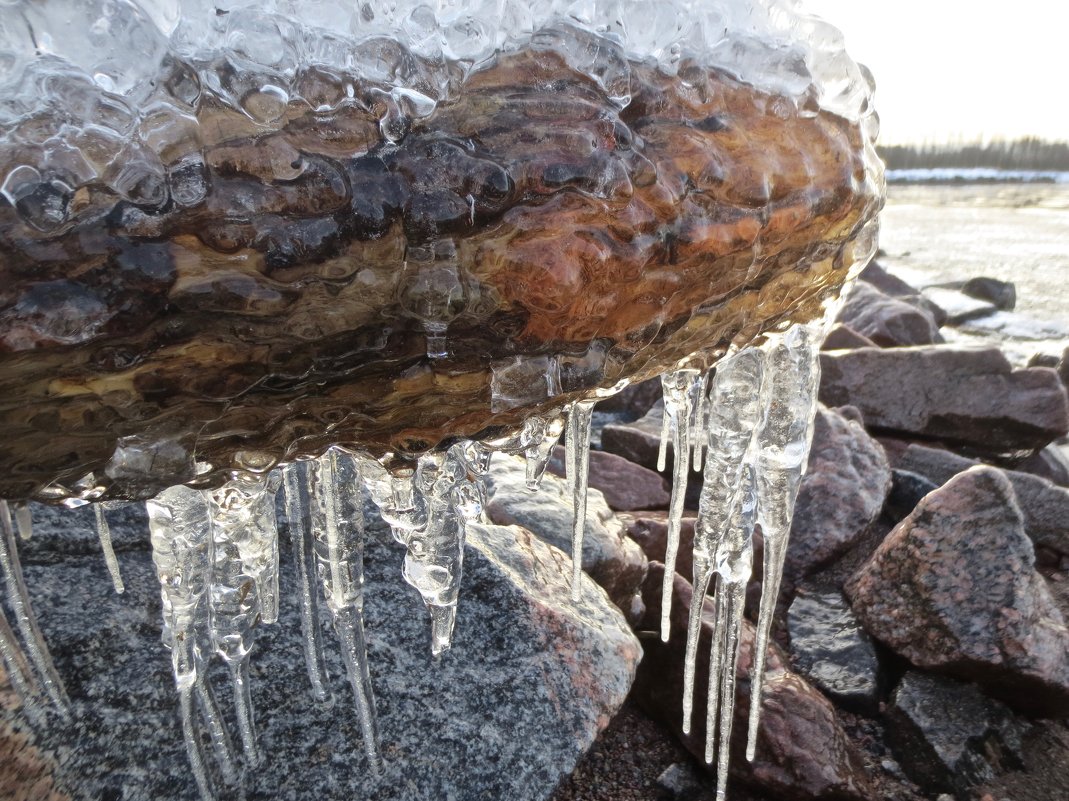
{"left": 835, "top": 282, "right": 944, "bottom": 347}
{"left": 787, "top": 406, "right": 891, "bottom": 577}
{"left": 886, "top": 672, "right": 1027, "bottom": 799}
{"left": 921, "top": 287, "right": 996, "bottom": 325}
{"left": 787, "top": 589, "right": 881, "bottom": 715}
{"left": 1016, "top": 444, "right": 1069, "bottom": 488}
{"left": 846, "top": 467, "right": 1069, "bottom": 715}
{"left": 484, "top": 454, "right": 648, "bottom": 618}
{"left": 2, "top": 507, "right": 641, "bottom": 801}
{"left": 857, "top": 261, "right": 948, "bottom": 326}
{"left": 634, "top": 565, "right": 873, "bottom": 801}
{"left": 819, "top": 346, "right": 1069, "bottom": 453}
{"left": 618, "top": 511, "right": 698, "bottom": 583}
{"left": 884, "top": 469, "right": 940, "bottom": 524}
{"left": 547, "top": 446, "right": 672, "bottom": 512}
{"left": 895, "top": 443, "right": 1069, "bottom": 557}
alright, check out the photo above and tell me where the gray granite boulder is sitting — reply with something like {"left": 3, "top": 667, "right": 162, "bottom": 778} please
{"left": 821, "top": 325, "right": 877, "bottom": 351}
{"left": 960, "top": 277, "right": 1016, "bottom": 311}
{"left": 787, "top": 406, "right": 891, "bottom": 577}
{"left": 787, "top": 589, "right": 881, "bottom": 715}
{"left": 886, "top": 672, "right": 1027, "bottom": 799}
{"left": 484, "top": 454, "right": 648, "bottom": 619}
{"left": 846, "top": 467, "right": 1069, "bottom": 715}
{"left": 2, "top": 503, "right": 641, "bottom": 801}
{"left": 895, "top": 443, "right": 1069, "bottom": 558}
{"left": 819, "top": 346, "right": 1069, "bottom": 453}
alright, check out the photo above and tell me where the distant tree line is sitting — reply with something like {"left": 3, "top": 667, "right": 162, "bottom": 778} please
{"left": 877, "top": 137, "right": 1069, "bottom": 171}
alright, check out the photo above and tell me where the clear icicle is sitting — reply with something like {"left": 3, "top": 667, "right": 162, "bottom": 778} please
{"left": 205, "top": 472, "right": 282, "bottom": 766}
{"left": 12, "top": 502, "right": 32, "bottom": 541}
{"left": 281, "top": 462, "right": 333, "bottom": 705}
{"left": 147, "top": 484, "right": 238, "bottom": 797}
{"left": 659, "top": 369, "right": 701, "bottom": 641}
{"left": 656, "top": 399, "right": 671, "bottom": 473}
{"left": 683, "top": 349, "right": 764, "bottom": 735}
{"left": 0, "top": 500, "right": 69, "bottom": 714}
{"left": 306, "top": 449, "right": 379, "bottom": 770}
{"left": 0, "top": 600, "right": 39, "bottom": 708}
{"left": 566, "top": 400, "right": 597, "bottom": 602}
{"left": 704, "top": 464, "right": 757, "bottom": 799}
{"left": 691, "top": 370, "right": 712, "bottom": 474}
{"left": 94, "top": 504, "right": 125, "bottom": 594}
{"left": 745, "top": 324, "right": 821, "bottom": 762}
{"left": 524, "top": 415, "right": 564, "bottom": 491}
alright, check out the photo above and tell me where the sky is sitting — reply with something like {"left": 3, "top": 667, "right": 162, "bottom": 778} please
{"left": 798, "top": 0, "right": 1068, "bottom": 145}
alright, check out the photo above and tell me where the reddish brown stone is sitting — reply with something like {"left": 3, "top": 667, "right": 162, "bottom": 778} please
{"left": 548, "top": 446, "right": 671, "bottom": 511}
{"left": 846, "top": 466, "right": 1069, "bottom": 715}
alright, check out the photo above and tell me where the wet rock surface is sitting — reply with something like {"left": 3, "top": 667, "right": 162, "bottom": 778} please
{"left": 846, "top": 466, "right": 1069, "bottom": 715}
{"left": 786, "top": 406, "right": 891, "bottom": 578}
{"left": 819, "top": 346, "right": 1069, "bottom": 453}
{"left": 634, "top": 565, "right": 874, "bottom": 801}
{"left": 484, "top": 453, "right": 648, "bottom": 617}
{"left": 787, "top": 590, "right": 880, "bottom": 715}
{"left": 1, "top": 506, "right": 640, "bottom": 801}
{"left": 885, "top": 672, "right": 1027, "bottom": 798}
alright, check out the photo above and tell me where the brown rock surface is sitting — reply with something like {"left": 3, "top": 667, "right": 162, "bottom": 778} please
{"left": 0, "top": 47, "right": 881, "bottom": 502}
{"left": 634, "top": 564, "right": 874, "bottom": 801}
{"left": 846, "top": 466, "right": 1069, "bottom": 715}
{"left": 819, "top": 346, "right": 1069, "bottom": 453}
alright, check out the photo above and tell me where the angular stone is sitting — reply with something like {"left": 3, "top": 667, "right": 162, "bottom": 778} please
{"left": 618, "top": 510, "right": 698, "bottom": 582}
{"left": 601, "top": 402, "right": 669, "bottom": 472}
{"left": 886, "top": 672, "right": 1026, "bottom": 797}
{"left": 835, "top": 282, "right": 944, "bottom": 347}
{"left": 858, "top": 261, "right": 948, "bottom": 326}
{"left": 787, "top": 589, "right": 881, "bottom": 715}
{"left": 548, "top": 445, "right": 671, "bottom": 512}
{"left": 895, "top": 443, "right": 1069, "bottom": 557}
{"left": 787, "top": 406, "right": 892, "bottom": 577}
{"left": 4, "top": 510, "right": 641, "bottom": 801}
{"left": 819, "top": 346, "right": 1069, "bottom": 453}
{"left": 821, "top": 324, "right": 877, "bottom": 351}
{"left": 961, "top": 277, "right": 1016, "bottom": 311}
{"left": 484, "top": 454, "right": 648, "bottom": 618}
{"left": 884, "top": 469, "right": 940, "bottom": 524}
{"left": 1016, "top": 444, "right": 1069, "bottom": 488}
{"left": 634, "top": 564, "right": 874, "bottom": 801}
{"left": 846, "top": 467, "right": 1069, "bottom": 715}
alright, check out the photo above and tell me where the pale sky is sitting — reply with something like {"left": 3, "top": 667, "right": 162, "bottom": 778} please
{"left": 798, "top": 0, "right": 1068, "bottom": 145}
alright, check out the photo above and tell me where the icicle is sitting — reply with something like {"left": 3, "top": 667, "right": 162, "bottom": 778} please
{"left": 0, "top": 501, "right": 69, "bottom": 714}
{"left": 659, "top": 369, "right": 701, "bottom": 641}
{"left": 12, "top": 502, "right": 32, "bottom": 541}
{"left": 0, "top": 601, "right": 39, "bottom": 708}
{"left": 524, "top": 415, "right": 565, "bottom": 491}
{"left": 94, "top": 504, "right": 125, "bottom": 594}
{"left": 656, "top": 399, "right": 671, "bottom": 472}
{"left": 306, "top": 450, "right": 379, "bottom": 770}
{"left": 682, "top": 349, "right": 764, "bottom": 735}
{"left": 205, "top": 471, "right": 281, "bottom": 766}
{"left": 703, "top": 464, "right": 757, "bottom": 799}
{"left": 565, "top": 400, "right": 596, "bottom": 602}
{"left": 281, "top": 462, "right": 333, "bottom": 705}
{"left": 692, "top": 370, "right": 713, "bottom": 473}
{"left": 147, "top": 484, "right": 238, "bottom": 797}
{"left": 745, "top": 324, "right": 821, "bottom": 762}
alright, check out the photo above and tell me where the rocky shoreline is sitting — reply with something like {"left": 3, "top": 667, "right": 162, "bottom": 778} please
{"left": 553, "top": 262, "right": 1069, "bottom": 801}
{"left": 3, "top": 264, "right": 1069, "bottom": 801}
